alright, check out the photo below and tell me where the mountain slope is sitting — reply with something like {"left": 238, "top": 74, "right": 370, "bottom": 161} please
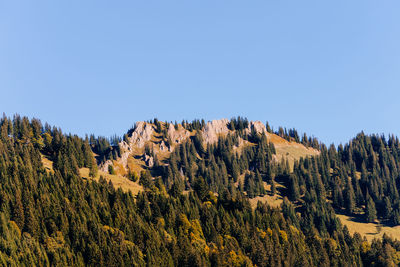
{"left": 1, "top": 115, "right": 400, "bottom": 266}
{"left": 100, "top": 119, "right": 318, "bottom": 192}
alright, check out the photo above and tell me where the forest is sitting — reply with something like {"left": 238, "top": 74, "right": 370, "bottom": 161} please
{"left": 0, "top": 114, "right": 400, "bottom": 266}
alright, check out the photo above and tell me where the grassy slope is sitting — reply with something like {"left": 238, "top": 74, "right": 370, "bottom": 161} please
{"left": 337, "top": 214, "right": 400, "bottom": 242}
{"left": 41, "top": 155, "right": 143, "bottom": 195}
{"left": 80, "top": 167, "right": 143, "bottom": 195}
{"left": 267, "top": 132, "right": 320, "bottom": 170}
{"left": 41, "top": 155, "right": 54, "bottom": 173}
{"left": 249, "top": 182, "right": 286, "bottom": 209}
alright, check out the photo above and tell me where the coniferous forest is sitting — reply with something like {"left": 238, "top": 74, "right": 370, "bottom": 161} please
{"left": 1, "top": 114, "right": 400, "bottom": 266}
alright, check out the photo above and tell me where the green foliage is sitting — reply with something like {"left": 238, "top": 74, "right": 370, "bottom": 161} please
{"left": 108, "top": 164, "right": 115, "bottom": 175}
{"left": 366, "top": 196, "right": 377, "bottom": 223}
{"left": 139, "top": 170, "right": 153, "bottom": 189}
{"left": 1, "top": 115, "right": 400, "bottom": 266}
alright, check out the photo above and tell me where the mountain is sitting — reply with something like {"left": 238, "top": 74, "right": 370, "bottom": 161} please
{"left": 98, "top": 119, "right": 318, "bottom": 184}
{"left": 0, "top": 115, "right": 400, "bottom": 266}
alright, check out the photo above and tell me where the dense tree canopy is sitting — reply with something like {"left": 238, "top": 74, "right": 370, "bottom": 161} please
{"left": 0, "top": 115, "right": 399, "bottom": 266}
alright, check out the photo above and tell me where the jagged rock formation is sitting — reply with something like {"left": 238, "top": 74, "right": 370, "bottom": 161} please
{"left": 202, "top": 119, "right": 230, "bottom": 144}
{"left": 115, "top": 122, "right": 155, "bottom": 171}
{"left": 100, "top": 159, "right": 113, "bottom": 173}
{"left": 103, "top": 119, "right": 319, "bottom": 174}
{"left": 167, "top": 123, "right": 191, "bottom": 145}
{"left": 246, "top": 121, "right": 268, "bottom": 135}
{"left": 129, "top": 121, "right": 154, "bottom": 148}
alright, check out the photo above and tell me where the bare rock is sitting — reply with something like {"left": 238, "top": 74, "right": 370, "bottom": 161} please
{"left": 167, "top": 123, "right": 191, "bottom": 147}
{"left": 202, "top": 119, "right": 230, "bottom": 144}
{"left": 129, "top": 122, "right": 154, "bottom": 148}
{"left": 250, "top": 121, "right": 268, "bottom": 134}
{"left": 100, "top": 160, "right": 113, "bottom": 173}
{"left": 117, "top": 122, "right": 155, "bottom": 168}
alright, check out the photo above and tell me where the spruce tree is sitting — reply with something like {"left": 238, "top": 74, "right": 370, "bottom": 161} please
{"left": 271, "top": 179, "right": 277, "bottom": 196}
{"left": 288, "top": 174, "right": 300, "bottom": 201}
{"left": 345, "top": 178, "right": 356, "bottom": 214}
{"left": 366, "top": 197, "right": 377, "bottom": 223}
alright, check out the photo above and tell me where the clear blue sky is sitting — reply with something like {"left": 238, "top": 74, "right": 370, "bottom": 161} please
{"left": 1, "top": 1, "right": 399, "bottom": 145}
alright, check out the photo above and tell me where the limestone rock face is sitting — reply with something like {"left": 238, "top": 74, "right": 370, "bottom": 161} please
{"left": 248, "top": 121, "right": 268, "bottom": 135}
{"left": 100, "top": 160, "right": 113, "bottom": 173}
{"left": 202, "top": 119, "right": 230, "bottom": 144}
{"left": 167, "top": 123, "right": 191, "bottom": 145}
{"left": 117, "top": 122, "right": 155, "bottom": 169}
{"left": 129, "top": 122, "right": 154, "bottom": 148}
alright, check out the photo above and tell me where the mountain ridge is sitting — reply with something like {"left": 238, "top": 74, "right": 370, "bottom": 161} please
{"left": 100, "top": 119, "right": 319, "bottom": 178}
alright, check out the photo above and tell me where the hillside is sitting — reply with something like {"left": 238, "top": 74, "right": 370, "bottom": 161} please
{"left": 98, "top": 119, "right": 318, "bottom": 195}
{"left": 1, "top": 115, "right": 400, "bottom": 266}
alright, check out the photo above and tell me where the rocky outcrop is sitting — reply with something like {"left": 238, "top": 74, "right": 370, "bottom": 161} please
{"left": 201, "top": 119, "right": 230, "bottom": 144}
{"left": 100, "top": 159, "right": 113, "bottom": 173}
{"left": 102, "top": 119, "right": 319, "bottom": 174}
{"left": 116, "top": 122, "right": 155, "bottom": 169}
{"left": 248, "top": 121, "right": 268, "bottom": 135}
{"left": 167, "top": 123, "right": 191, "bottom": 145}
{"left": 128, "top": 122, "right": 154, "bottom": 148}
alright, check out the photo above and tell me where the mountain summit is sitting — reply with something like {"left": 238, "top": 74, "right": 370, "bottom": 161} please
{"left": 100, "top": 119, "right": 319, "bottom": 179}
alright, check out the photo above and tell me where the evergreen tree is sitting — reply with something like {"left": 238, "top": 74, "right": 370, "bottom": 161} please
{"left": 288, "top": 174, "right": 300, "bottom": 201}
{"left": 345, "top": 178, "right": 356, "bottom": 214}
{"left": 271, "top": 179, "right": 277, "bottom": 196}
{"left": 366, "top": 196, "right": 377, "bottom": 223}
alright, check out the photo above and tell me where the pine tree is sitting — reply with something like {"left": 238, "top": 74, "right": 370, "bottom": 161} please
{"left": 139, "top": 170, "right": 153, "bottom": 189}
{"left": 391, "top": 209, "right": 400, "bottom": 225}
{"left": 345, "top": 178, "right": 356, "bottom": 214}
{"left": 108, "top": 165, "right": 115, "bottom": 175}
{"left": 266, "top": 121, "right": 272, "bottom": 133}
{"left": 12, "top": 190, "right": 25, "bottom": 230}
{"left": 288, "top": 174, "right": 300, "bottom": 201}
{"left": 333, "top": 182, "right": 343, "bottom": 209}
{"left": 193, "top": 176, "right": 208, "bottom": 201}
{"left": 89, "top": 157, "right": 98, "bottom": 177}
{"left": 366, "top": 196, "right": 377, "bottom": 223}
{"left": 383, "top": 197, "right": 392, "bottom": 219}
{"left": 271, "top": 180, "right": 277, "bottom": 196}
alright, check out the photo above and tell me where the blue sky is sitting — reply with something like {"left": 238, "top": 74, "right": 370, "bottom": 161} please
{"left": 1, "top": 1, "right": 399, "bottom": 145}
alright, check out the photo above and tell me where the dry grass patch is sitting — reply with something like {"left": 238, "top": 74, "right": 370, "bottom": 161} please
{"left": 126, "top": 157, "right": 146, "bottom": 176}
{"left": 249, "top": 182, "right": 285, "bottom": 209}
{"left": 112, "top": 161, "right": 128, "bottom": 177}
{"left": 41, "top": 155, "right": 143, "bottom": 195}
{"left": 41, "top": 155, "right": 54, "bottom": 173}
{"left": 80, "top": 168, "right": 143, "bottom": 195}
{"left": 268, "top": 133, "right": 319, "bottom": 170}
{"left": 337, "top": 214, "right": 400, "bottom": 242}
{"left": 249, "top": 194, "right": 283, "bottom": 209}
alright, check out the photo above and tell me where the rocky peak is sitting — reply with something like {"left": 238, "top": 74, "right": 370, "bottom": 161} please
{"left": 103, "top": 119, "right": 319, "bottom": 174}
{"left": 167, "top": 123, "right": 191, "bottom": 145}
{"left": 201, "top": 119, "right": 230, "bottom": 144}
{"left": 128, "top": 121, "right": 154, "bottom": 148}
{"left": 116, "top": 122, "right": 155, "bottom": 169}
{"left": 248, "top": 121, "right": 268, "bottom": 135}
